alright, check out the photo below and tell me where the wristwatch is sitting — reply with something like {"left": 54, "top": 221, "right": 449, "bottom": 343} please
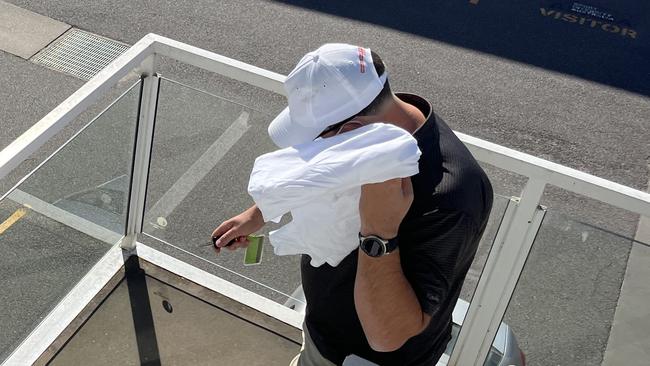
{"left": 358, "top": 233, "right": 399, "bottom": 257}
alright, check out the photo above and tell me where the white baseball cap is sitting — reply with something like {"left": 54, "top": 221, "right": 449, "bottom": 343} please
{"left": 268, "top": 43, "right": 388, "bottom": 148}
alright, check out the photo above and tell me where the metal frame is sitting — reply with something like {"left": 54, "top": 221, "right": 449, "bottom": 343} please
{"left": 137, "top": 255, "right": 302, "bottom": 343}
{"left": 1, "top": 33, "right": 650, "bottom": 366}
{"left": 123, "top": 56, "right": 159, "bottom": 250}
{"left": 135, "top": 244, "right": 303, "bottom": 329}
{"left": 449, "top": 192, "right": 547, "bottom": 366}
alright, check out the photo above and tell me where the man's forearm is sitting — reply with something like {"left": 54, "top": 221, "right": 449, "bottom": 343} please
{"left": 354, "top": 249, "right": 430, "bottom": 352}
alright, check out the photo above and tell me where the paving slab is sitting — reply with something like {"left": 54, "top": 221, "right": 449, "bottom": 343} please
{"left": 0, "top": 1, "right": 70, "bottom": 59}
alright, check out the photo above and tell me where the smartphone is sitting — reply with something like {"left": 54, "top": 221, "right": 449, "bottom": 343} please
{"left": 243, "top": 235, "right": 264, "bottom": 266}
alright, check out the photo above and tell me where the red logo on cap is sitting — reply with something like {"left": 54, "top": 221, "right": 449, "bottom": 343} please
{"left": 358, "top": 47, "right": 366, "bottom": 73}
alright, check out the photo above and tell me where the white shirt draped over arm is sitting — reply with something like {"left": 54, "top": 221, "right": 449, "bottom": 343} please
{"left": 248, "top": 123, "right": 421, "bottom": 266}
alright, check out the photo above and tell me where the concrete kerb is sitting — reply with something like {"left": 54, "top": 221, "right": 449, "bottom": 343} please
{"left": 602, "top": 164, "right": 650, "bottom": 366}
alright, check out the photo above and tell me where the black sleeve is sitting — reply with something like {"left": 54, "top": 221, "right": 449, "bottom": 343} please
{"left": 398, "top": 209, "right": 477, "bottom": 316}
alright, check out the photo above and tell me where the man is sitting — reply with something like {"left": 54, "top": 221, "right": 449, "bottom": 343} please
{"left": 212, "top": 44, "right": 493, "bottom": 366}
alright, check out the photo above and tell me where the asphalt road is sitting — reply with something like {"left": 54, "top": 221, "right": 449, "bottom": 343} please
{"left": 1, "top": 1, "right": 649, "bottom": 365}
{"left": 0, "top": 201, "right": 111, "bottom": 362}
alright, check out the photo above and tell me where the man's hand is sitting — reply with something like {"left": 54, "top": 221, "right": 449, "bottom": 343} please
{"left": 211, "top": 205, "right": 265, "bottom": 253}
{"left": 359, "top": 177, "right": 413, "bottom": 239}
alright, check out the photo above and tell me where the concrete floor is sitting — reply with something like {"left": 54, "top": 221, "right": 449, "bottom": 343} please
{"left": 50, "top": 276, "right": 300, "bottom": 366}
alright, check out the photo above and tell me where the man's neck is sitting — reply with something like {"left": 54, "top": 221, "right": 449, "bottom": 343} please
{"left": 351, "top": 94, "right": 427, "bottom": 134}
{"left": 379, "top": 95, "right": 426, "bottom": 134}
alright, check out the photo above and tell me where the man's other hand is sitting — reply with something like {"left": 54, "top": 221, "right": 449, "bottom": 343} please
{"left": 211, "top": 205, "right": 265, "bottom": 253}
{"left": 359, "top": 177, "right": 413, "bottom": 239}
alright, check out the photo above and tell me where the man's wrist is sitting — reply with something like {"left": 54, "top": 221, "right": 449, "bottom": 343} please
{"left": 360, "top": 226, "right": 397, "bottom": 240}
{"left": 359, "top": 232, "right": 399, "bottom": 257}
{"left": 247, "top": 206, "right": 265, "bottom": 229}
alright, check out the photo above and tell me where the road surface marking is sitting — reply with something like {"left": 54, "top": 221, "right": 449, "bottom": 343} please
{"left": 539, "top": 8, "right": 637, "bottom": 39}
{"left": 7, "top": 189, "right": 123, "bottom": 244}
{"left": 0, "top": 207, "right": 27, "bottom": 234}
{"left": 146, "top": 111, "right": 250, "bottom": 223}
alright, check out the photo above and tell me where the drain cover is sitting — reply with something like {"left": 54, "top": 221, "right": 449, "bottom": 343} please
{"left": 31, "top": 28, "right": 130, "bottom": 80}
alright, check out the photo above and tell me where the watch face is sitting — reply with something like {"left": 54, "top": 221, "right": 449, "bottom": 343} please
{"left": 362, "top": 238, "right": 386, "bottom": 257}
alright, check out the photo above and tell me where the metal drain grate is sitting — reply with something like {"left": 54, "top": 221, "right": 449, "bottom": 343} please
{"left": 32, "top": 29, "right": 130, "bottom": 80}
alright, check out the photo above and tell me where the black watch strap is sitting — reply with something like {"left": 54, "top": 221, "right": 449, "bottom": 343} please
{"left": 358, "top": 233, "right": 399, "bottom": 257}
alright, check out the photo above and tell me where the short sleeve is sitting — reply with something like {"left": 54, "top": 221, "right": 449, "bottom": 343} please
{"left": 399, "top": 209, "right": 477, "bottom": 316}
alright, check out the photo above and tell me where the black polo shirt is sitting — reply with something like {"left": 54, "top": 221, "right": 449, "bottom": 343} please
{"left": 300, "top": 93, "right": 493, "bottom": 366}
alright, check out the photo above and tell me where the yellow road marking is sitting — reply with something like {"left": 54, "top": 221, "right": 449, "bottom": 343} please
{"left": 469, "top": 0, "right": 480, "bottom": 4}
{"left": 0, "top": 208, "right": 27, "bottom": 235}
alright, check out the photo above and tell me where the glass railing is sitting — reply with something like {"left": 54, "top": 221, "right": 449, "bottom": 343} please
{"left": 0, "top": 80, "right": 140, "bottom": 361}
{"left": 16, "top": 81, "right": 141, "bottom": 234}
{"left": 142, "top": 77, "right": 302, "bottom": 305}
{"left": 135, "top": 73, "right": 521, "bottom": 363}
{"left": 136, "top": 73, "right": 642, "bottom": 366}
{"left": 460, "top": 193, "right": 511, "bottom": 304}
{"left": 500, "top": 207, "right": 642, "bottom": 366}
{"left": 439, "top": 194, "right": 511, "bottom": 363}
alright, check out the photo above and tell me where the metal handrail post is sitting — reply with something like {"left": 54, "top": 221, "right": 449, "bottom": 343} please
{"left": 122, "top": 55, "right": 160, "bottom": 251}
{"left": 449, "top": 179, "right": 547, "bottom": 366}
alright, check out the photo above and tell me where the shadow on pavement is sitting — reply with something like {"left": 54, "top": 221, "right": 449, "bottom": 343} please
{"left": 274, "top": 0, "right": 650, "bottom": 96}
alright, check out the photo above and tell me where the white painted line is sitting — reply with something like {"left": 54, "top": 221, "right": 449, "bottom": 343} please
{"left": 7, "top": 189, "right": 124, "bottom": 245}
{"left": 145, "top": 111, "right": 250, "bottom": 222}
{"left": 1, "top": 245, "right": 125, "bottom": 366}
{"left": 135, "top": 243, "right": 303, "bottom": 330}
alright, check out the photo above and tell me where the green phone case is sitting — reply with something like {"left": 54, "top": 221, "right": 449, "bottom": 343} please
{"left": 244, "top": 235, "right": 264, "bottom": 265}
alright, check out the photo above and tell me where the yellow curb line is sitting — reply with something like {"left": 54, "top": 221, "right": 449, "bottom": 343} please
{"left": 0, "top": 208, "right": 28, "bottom": 235}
